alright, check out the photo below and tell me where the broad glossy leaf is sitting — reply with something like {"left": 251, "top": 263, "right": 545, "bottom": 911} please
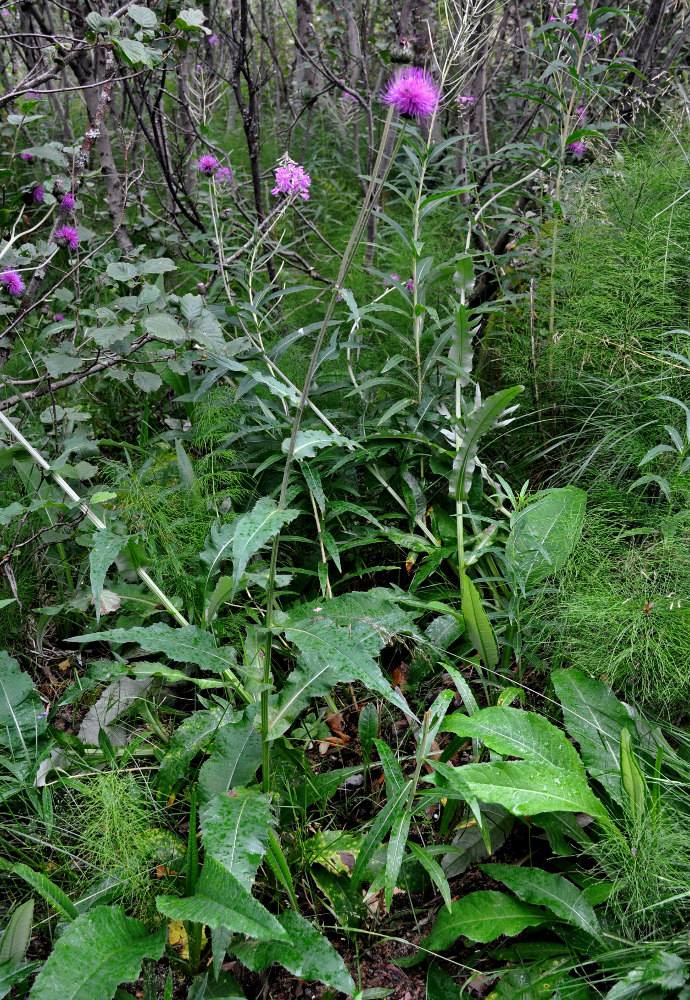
{"left": 198, "top": 710, "right": 261, "bottom": 802}
{"left": 231, "top": 498, "right": 299, "bottom": 597}
{"left": 482, "top": 864, "right": 600, "bottom": 937}
{"left": 157, "top": 858, "right": 287, "bottom": 941}
{"left": 552, "top": 668, "right": 634, "bottom": 804}
{"left": 201, "top": 788, "right": 274, "bottom": 889}
{"left": 433, "top": 760, "right": 608, "bottom": 820}
{"left": 233, "top": 910, "right": 355, "bottom": 995}
{"left": 461, "top": 574, "right": 498, "bottom": 669}
{"left": 442, "top": 706, "right": 584, "bottom": 774}
{"left": 421, "top": 891, "right": 546, "bottom": 949}
{"left": 28, "top": 906, "right": 165, "bottom": 1000}
{"left": 506, "top": 487, "right": 586, "bottom": 591}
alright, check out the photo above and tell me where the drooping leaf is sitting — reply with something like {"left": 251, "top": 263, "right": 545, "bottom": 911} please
{"left": 505, "top": 487, "right": 586, "bottom": 592}
{"left": 70, "top": 624, "right": 239, "bottom": 675}
{"left": 442, "top": 706, "right": 584, "bottom": 774}
{"left": 89, "top": 530, "right": 127, "bottom": 623}
{"left": 156, "top": 857, "right": 288, "bottom": 941}
{"left": 420, "top": 891, "right": 547, "bottom": 950}
{"left": 433, "top": 760, "right": 608, "bottom": 820}
{"left": 198, "top": 709, "right": 261, "bottom": 802}
{"left": 351, "top": 782, "right": 411, "bottom": 891}
{"left": 282, "top": 430, "right": 354, "bottom": 460}
{"left": 143, "top": 313, "right": 186, "bottom": 342}
{"left": 232, "top": 909, "right": 355, "bottom": 996}
{"left": 407, "top": 843, "right": 451, "bottom": 911}
{"left": 482, "top": 864, "right": 600, "bottom": 937}
{"left": 230, "top": 498, "right": 299, "bottom": 597}
{"left": 461, "top": 574, "right": 498, "bottom": 669}
{"left": 11, "top": 865, "right": 78, "bottom": 921}
{"left": 157, "top": 707, "right": 233, "bottom": 796}
{"left": 384, "top": 810, "right": 411, "bottom": 910}
{"left": 201, "top": 788, "right": 274, "bottom": 889}
{"left": 28, "top": 906, "right": 165, "bottom": 1000}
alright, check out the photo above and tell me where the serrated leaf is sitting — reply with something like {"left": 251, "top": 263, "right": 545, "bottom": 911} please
{"left": 483, "top": 864, "right": 600, "bottom": 937}
{"left": 407, "top": 843, "right": 451, "bottom": 910}
{"left": 233, "top": 909, "right": 355, "bottom": 995}
{"left": 282, "top": 430, "right": 353, "bottom": 460}
{"left": 198, "top": 710, "right": 261, "bottom": 803}
{"left": 175, "top": 8, "right": 210, "bottom": 31}
{"left": 69, "top": 624, "right": 239, "bottom": 674}
{"left": 28, "top": 906, "right": 165, "bottom": 1000}
{"left": 126, "top": 4, "right": 158, "bottom": 27}
{"left": 421, "top": 890, "right": 547, "bottom": 950}
{"left": 231, "top": 498, "right": 299, "bottom": 598}
{"left": 89, "top": 529, "right": 127, "bottom": 623}
{"left": 461, "top": 574, "right": 498, "bottom": 669}
{"left": 106, "top": 262, "right": 138, "bottom": 282}
{"left": 0, "top": 653, "right": 46, "bottom": 755}
{"left": 451, "top": 386, "right": 523, "bottom": 500}
{"left": 132, "top": 371, "right": 162, "bottom": 393}
{"left": 157, "top": 707, "right": 231, "bottom": 796}
{"left": 201, "top": 789, "right": 274, "bottom": 889}
{"left": 157, "top": 857, "right": 288, "bottom": 940}
{"left": 143, "top": 313, "right": 186, "bottom": 342}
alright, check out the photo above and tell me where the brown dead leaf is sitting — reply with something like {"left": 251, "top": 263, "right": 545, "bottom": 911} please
{"left": 57, "top": 659, "right": 70, "bottom": 672}
{"left": 391, "top": 662, "right": 410, "bottom": 689}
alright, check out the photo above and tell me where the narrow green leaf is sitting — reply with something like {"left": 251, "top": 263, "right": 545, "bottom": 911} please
{"left": 231, "top": 498, "right": 299, "bottom": 597}
{"left": 384, "top": 811, "right": 411, "bottom": 910}
{"left": 12, "top": 864, "right": 78, "bottom": 922}
{"left": 0, "top": 900, "right": 34, "bottom": 964}
{"left": 620, "top": 729, "right": 646, "bottom": 824}
{"left": 407, "top": 842, "right": 451, "bottom": 911}
{"left": 351, "top": 782, "right": 411, "bottom": 891}
{"left": 461, "top": 574, "right": 498, "bottom": 669}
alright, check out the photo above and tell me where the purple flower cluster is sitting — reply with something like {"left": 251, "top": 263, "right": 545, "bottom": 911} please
{"left": 567, "top": 139, "right": 587, "bottom": 157}
{"left": 213, "top": 165, "right": 233, "bottom": 185}
{"left": 549, "top": 0, "right": 578, "bottom": 22}
{"left": 271, "top": 158, "right": 311, "bottom": 201}
{"left": 586, "top": 30, "right": 603, "bottom": 43}
{"left": 32, "top": 185, "right": 43, "bottom": 204}
{"left": 382, "top": 67, "right": 441, "bottom": 121}
{"left": 1, "top": 270, "right": 25, "bottom": 296}
{"left": 54, "top": 225, "right": 79, "bottom": 250}
{"left": 456, "top": 94, "right": 475, "bottom": 106}
{"left": 54, "top": 313, "right": 64, "bottom": 321}
{"left": 21, "top": 151, "right": 33, "bottom": 162}
{"left": 198, "top": 153, "right": 219, "bottom": 176}
{"left": 61, "top": 192, "right": 76, "bottom": 211}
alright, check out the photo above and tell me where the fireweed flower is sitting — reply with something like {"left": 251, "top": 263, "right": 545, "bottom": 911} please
{"left": 271, "top": 156, "right": 311, "bottom": 200}
{"left": 575, "top": 106, "right": 586, "bottom": 122}
{"left": 456, "top": 94, "right": 475, "bottom": 105}
{"left": 406, "top": 278, "right": 414, "bottom": 292}
{"left": 208, "top": 34, "right": 219, "bottom": 46}
{"left": 586, "top": 30, "right": 603, "bottom": 42}
{"left": 382, "top": 66, "right": 441, "bottom": 121}
{"left": 567, "top": 139, "right": 587, "bottom": 157}
{"left": 32, "top": 185, "right": 43, "bottom": 203}
{"left": 54, "top": 225, "right": 79, "bottom": 249}
{"left": 1, "top": 269, "right": 25, "bottom": 296}
{"left": 21, "top": 151, "right": 33, "bottom": 162}
{"left": 61, "top": 192, "right": 75, "bottom": 211}
{"left": 213, "top": 165, "right": 233, "bottom": 185}
{"left": 198, "top": 154, "right": 219, "bottom": 176}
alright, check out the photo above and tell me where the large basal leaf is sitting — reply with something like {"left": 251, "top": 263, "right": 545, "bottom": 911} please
{"left": 552, "top": 668, "right": 635, "bottom": 805}
{"left": 442, "top": 706, "right": 584, "bottom": 775}
{"left": 433, "top": 760, "right": 608, "bottom": 820}
{"left": 156, "top": 857, "right": 288, "bottom": 941}
{"left": 89, "top": 530, "right": 128, "bottom": 622}
{"left": 157, "top": 706, "right": 232, "bottom": 797}
{"left": 461, "top": 574, "right": 498, "bottom": 669}
{"left": 441, "top": 803, "right": 513, "bottom": 878}
{"left": 70, "top": 624, "right": 239, "bottom": 675}
{"left": 201, "top": 788, "right": 274, "bottom": 889}
{"left": 505, "top": 487, "right": 586, "bottom": 591}
{"left": 0, "top": 652, "right": 46, "bottom": 755}
{"left": 482, "top": 864, "right": 600, "bottom": 937}
{"left": 28, "top": 906, "right": 165, "bottom": 1000}
{"left": 450, "top": 386, "right": 523, "bottom": 501}
{"left": 200, "top": 521, "right": 236, "bottom": 585}
{"left": 230, "top": 497, "right": 299, "bottom": 597}
{"left": 421, "top": 890, "right": 547, "bottom": 950}
{"left": 198, "top": 709, "right": 261, "bottom": 803}
{"left": 232, "top": 909, "right": 355, "bottom": 996}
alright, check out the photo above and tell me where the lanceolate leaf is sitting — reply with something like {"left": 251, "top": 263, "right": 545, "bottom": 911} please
{"left": 505, "top": 487, "right": 586, "bottom": 592}
{"left": 201, "top": 788, "right": 274, "bottom": 889}
{"left": 198, "top": 710, "right": 262, "bottom": 802}
{"left": 442, "top": 706, "right": 584, "bottom": 774}
{"left": 0, "top": 900, "right": 34, "bottom": 964}
{"left": 70, "top": 624, "right": 239, "bottom": 675}
{"left": 28, "top": 906, "right": 165, "bottom": 1000}
{"left": 421, "top": 890, "right": 547, "bottom": 949}
{"left": 89, "top": 530, "right": 127, "bottom": 622}
{"left": 156, "top": 857, "right": 288, "bottom": 941}
{"left": 461, "top": 574, "right": 498, "bottom": 669}
{"left": 351, "top": 782, "right": 411, "bottom": 891}
{"left": 482, "top": 864, "right": 600, "bottom": 937}
{"left": 450, "top": 386, "right": 523, "bottom": 501}
{"left": 231, "top": 497, "right": 299, "bottom": 597}
{"left": 384, "top": 810, "right": 411, "bottom": 910}
{"left": 232, "top": 910, "right": 355, "bottom": 996}
{"left": 433, "top": 760, "right": 608, "bottom": 820}
{"left": 12, "top": 865, "right": 78, "bottom": 922}
{"left": 157, "top": 706, "right": 231, "bottom": 796}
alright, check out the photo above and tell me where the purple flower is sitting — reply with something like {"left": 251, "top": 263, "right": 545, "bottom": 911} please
{"left": 575, "top": 105, "right": 586, "bottom": 122}
{"left": 382, "top": 67, "right": 441, "bottom": 121}
{"left": 271, "top": 157, "right": 311, "bottom": 200}
{"left": 456, "top": 94, "right": 475, "bottom": 105}
{"left": 54, "top": 224, "right": 79, "bottom": 250}
{"left": 566, "top": 6, "right": 578, "bottom": 22}
{"left": 32, "top": 185, "right": 43, "bottom": 204}
{"left": 208, "top": 34, "right": 219, "bottom": 46}
{"left": 198, "top": 153, "right": 219, "bottom": 176}
{"left": 567, "top": 139, "right": 587, "bottom": 157}
{"left": 342, "top": 91, "right": 357, "bottom": 102}
{"left": 213, "top": 165, "right": 233, "bottom": 185}
{"left": 54, "top": 313, "right": 64, "bottom": 321}
{"left": 384, "top": 273, "right": 400, "bottom": 287}
{"left": 21, "top": 151, "right": 33, "bottom": 162}
{"left": 25, "top": 90, "right": 41, "bottom": 100}
{"left": 406, "top": 278, "right": 414, "bottom": 292}
{"left": 0, "top": 269, "right": 25, "bottom": 296}
{"left": 586, "top": 30, "right": 603, "bottom": 43}
{"left": 61, "top": 192, "right": 75, "bottom": 211}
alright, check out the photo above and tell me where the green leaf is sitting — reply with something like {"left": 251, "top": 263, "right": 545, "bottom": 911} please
{"left": 358, "top": 702, "right": 378, "bottom": 767}
{"left": 139, "top": 258, "right": 176, "bottom": 275}
{"left": 12, "top": 865, "right": 78, "bottom": 922}
{"left": 143, "top": 313, "right": 186, "bottom": 342}
{"left": 157, "top": 707, "right": 230, "bottom": 796}
{"left": 282, "top": 430, "right": 354, "bottom": 460}
{"left": 70, "top": 624, "right": 239, "bottom": 675}
{"left": 421, "top": 891, "right": 547, "bottom": 950}
{"left": 174, "top": 8, "right": 210, "bottom": 32}
{"left": 351, "top": 782, "right": 411, "bottom": 891}
{"left": 126, "top": 4, "right": 158, "bottom": 27}
{"left": 450, "top": 386, "right": 523, "bottom": 500}
{"left": 0, "top": 900, "right": 33, "bottom": 964}
{"left": 552, "top": 668, "right": 635, "bottom": 805}
{"left": 461, "top": 574, "right": 498, "bottom": 669}
{"left": 442, "top": 706, "right": 584, "bottom": 774}
{"left": 23, "top": 145, "right": 68, "bottom": 168}
{"left": 426, "top": 963, "right": 463, "bottom": 1000}
{"left": 198, "top": 710, "right": 261, "bottom": 803}
{"left": 106, "top": 262, "right": 138, "bottom": 282}
{"left": 407, "top": 843, "right": 451, "bottom": 911}
{"left": 506, "top": 487, "right": 586, "bottom": 591}
{"left": 433, "top": 760, "right": 608, "bottom": 820}
{"left": 0, "top": 653, "right": 46, "bottom": 756}
{"left": 232, "top": 910, "right": 355, "bottom": 996}
{"left": 132, "top": 371, "right": 162, "bottom": 393}
{"left": 482, "top": 864, "right": 600, "bottom": 937}
{"left": 156, "top": 857, "right": 288, "bottom": 941}
{"left": 114, "top": 37, "right": 158, "bottom": 68}
{"left": 384, "top": 810, "right": 411, "bottom": 910}
{"left": 89, "top": 530, "right": 127, "bottom": 623}
{"left": 620, "top": 729, "right": 646, "bottom": 824}
{"left": 28, "top": 906, "right": 165, "bottom": 1000}
{"left": 201, "top": 788, "right": 274, "bottom": 889}
{"left": 0, "top": 960, "right": 41, "bottom": 999}
{"left": 231, "top": 497, "right": 299, "bottom": 598}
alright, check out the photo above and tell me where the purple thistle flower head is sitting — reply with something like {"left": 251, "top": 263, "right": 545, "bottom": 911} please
{"left": 21, "top": 151, "right": 33, "bottom": 162}
{"left": 61, "top": 192, "right": 75, "bottom": 211}
{"left": 208, "top": 34, "right": 219, "bottom": 46}
{"left": 198, "top": 153, "right": 219, "bottom": 176}
{"left": 54, "top": 313, "right": 64, "bottom": 322}
{"left": 271, "top": 155, "right": 311, "bottom": 201}
{"left": 382, "top": 67, "right": 441, "bottom": 121}
{"left": 32, "top": 185, "right": 43, "bottom": 204}
{"left": 0, "top": 269, "right": 25, "bottom": 296}
{"left": 567, "top": 139, "right": 587, "bottom": 158}
{"left": 54, "top": 224, "right": 79, "bottom": 250}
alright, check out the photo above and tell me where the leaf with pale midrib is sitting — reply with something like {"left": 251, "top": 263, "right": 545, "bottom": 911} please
{"left": 482, "top": 863, "right": 600, "bottom": 937}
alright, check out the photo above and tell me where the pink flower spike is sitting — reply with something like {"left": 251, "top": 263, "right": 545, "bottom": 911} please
{"left": 0, "top": 269, "right": 25, "bottom": 296}
{"left": 271, "top": 156, "right": 311, "bottom": 201}
{"left": 383, "top": 67, "right": 441, "bottom": 121}
{"left": 54, "top": 225, "right": 79, "bottom": 250}
{"left": 567, "top": 139, "right": 587, "bottom": 157}
{"left": 32, "top": 185, "right": 43, "bottom": 203}
{"left": 198, "top": 154, "right": 219, "bottom": 176}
